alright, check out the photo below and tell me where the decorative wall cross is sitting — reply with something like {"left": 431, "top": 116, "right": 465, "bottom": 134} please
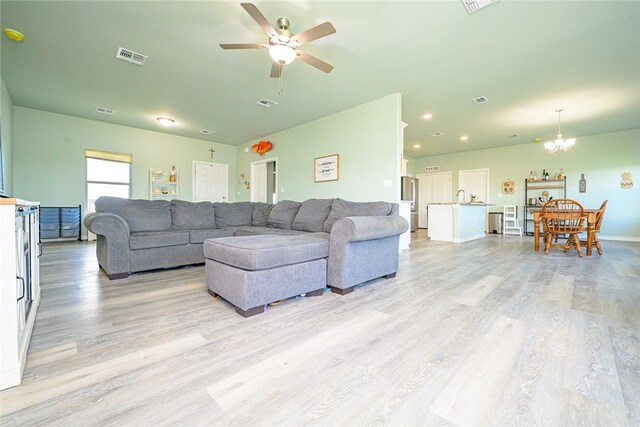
{"left": 209, "top": 148, "right": 215, "bottom": 160}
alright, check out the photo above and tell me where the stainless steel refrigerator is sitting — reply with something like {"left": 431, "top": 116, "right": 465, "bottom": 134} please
{"left": 401, "top": 177, "right": 419, "bottom": 232}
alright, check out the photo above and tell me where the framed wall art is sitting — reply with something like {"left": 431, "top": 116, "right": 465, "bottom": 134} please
{"left": 502, "top": 179, "right": 514, "bottom": 194}
{"left": 314, "top": 154, "right": 339, "bottom": 182}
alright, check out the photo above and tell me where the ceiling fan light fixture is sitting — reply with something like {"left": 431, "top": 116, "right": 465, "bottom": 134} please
{"left": 269, "top": 44, "right": 296, "bottom": 64}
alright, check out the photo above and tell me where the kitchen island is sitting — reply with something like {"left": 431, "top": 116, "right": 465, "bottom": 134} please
{"left": 427, "top": 203, "right": 492, "bottom": 243}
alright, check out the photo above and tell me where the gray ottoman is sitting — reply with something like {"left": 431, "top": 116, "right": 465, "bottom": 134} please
{"left": 204, "top": 235, "right": 329, "bottom": 317}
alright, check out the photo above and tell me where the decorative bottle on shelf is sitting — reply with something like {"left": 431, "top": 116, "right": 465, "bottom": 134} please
{"left": 544, "top": 169, "right": 549, "bottom": 181}
{"left": 528, "top": 171, "right": 534, "bottom": 181}
{"left": 579, "top": 174, "right": 586, "bottom": 193}
{"left": 533, "top": 170, "right": 538, "bottom": 181}
{"left": 558, "top": 168, "right": 565, "bottom": 180}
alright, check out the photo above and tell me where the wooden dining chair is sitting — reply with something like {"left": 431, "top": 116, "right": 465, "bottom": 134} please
{"left": 541, "top": 199, "right": 587, "bottom": 257}
{"left": 580, "top": 200, "right": 608, "bottom": 255}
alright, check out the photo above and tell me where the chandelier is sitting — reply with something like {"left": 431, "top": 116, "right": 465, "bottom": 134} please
{"left": 544, "top": 109, "right": 576, "bottom": 153}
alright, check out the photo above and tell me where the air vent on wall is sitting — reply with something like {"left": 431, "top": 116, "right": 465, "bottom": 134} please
{"left": 429, "top": 131, "right": 444, "bottom": 137}
{"left": 116, "top": 47, "right": 147, "bottom": 66}
{"left": 256, "top": 98, "right": 277, "bottom": 108}
{"left": 462, "top": 0, "right": 499, "bottom": 14}
{"left": 96, "top": 107, "right": 115, "bottom": 115}
{"left": 473, "top": 96, "right": 489, "bottom": 104}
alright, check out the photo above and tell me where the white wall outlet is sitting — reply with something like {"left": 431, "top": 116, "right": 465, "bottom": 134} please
{"left": 383, "top": 180, "right": 392, "bottom": 187}
{"left": 237, "top": 191, "right": 240, "bottom": 196}
{"left": 244, "top": 147, "right": 249, "bottom": 153}
{"left": 281, "top": 188, "right": 285, "bottom": 193}
{"left": 497, "top": 193, "right": 503, "bottom": 198}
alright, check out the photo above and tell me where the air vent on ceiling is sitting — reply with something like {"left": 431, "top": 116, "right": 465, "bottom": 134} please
{"left": 200, "top": 129, "right": 215, "bottom": 135}
{"left": 509, "top": 133, "right": 519, "bottom": 138}
{"left": 429, "top": 131, "right": 444, "bottom": 137}
{"left": 462, "top": 0, "right": 499, "bottom": 14}
{"left": 116, "top": 47, "right": 147, "bottom": 66}
{"left": 473, "top": 96, "right": 489, "bottom": 104}
{"left": 256, "top": 98, "right": 278, "bottom": 108}
{"left": 96, "top": 107, "right": 115, "bottom": 115}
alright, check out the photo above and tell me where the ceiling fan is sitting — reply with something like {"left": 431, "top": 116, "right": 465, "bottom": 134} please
{"left": 220, "top": 3, "right": 336, "bottom": 82}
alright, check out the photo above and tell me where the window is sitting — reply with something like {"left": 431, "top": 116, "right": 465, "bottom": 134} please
{"left": 85, "top": 150, "right": 132, "bottom": 212}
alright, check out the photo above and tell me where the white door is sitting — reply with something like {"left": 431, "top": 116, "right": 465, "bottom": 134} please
{"left": 251, "top": 163, "right": 268, "bottom": 203}
{"left": 417, "top": 172, "right": 452, "bottom": 228}
{"left": 458, "top": 168, "right": 490, "bottom": 203}
{"left": 193, "top": 162, "right": 228, "bottom": 202}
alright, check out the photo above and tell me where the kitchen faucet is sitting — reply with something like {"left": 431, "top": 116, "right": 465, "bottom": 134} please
{"left": 456, "top": 189, "right": 466, "bottom": 203}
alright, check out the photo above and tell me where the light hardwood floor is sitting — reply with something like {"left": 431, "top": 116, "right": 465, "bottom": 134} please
{"left": 1, "top": 231, "right": 639, "bottom": 426}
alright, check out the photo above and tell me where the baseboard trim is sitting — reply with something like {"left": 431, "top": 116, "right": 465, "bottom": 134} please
{"left": 598, "top": 235, "right": 640, "bottom": 242}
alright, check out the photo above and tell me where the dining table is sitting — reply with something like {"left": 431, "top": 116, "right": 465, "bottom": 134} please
{"left": 531, "top": 207, "right": 600, "bottom": 256}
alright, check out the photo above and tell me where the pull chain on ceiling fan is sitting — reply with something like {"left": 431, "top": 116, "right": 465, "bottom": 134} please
{"left": 220, "top": 3, "right": 336, "bottom": 94}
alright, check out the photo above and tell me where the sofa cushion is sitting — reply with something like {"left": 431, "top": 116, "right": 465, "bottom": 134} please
{"left": 214, "top": 202, "right": 254, "bottom": 227}
{"left": 130, "top": 230, "right": 189, "bottom": 250}
{"left": 203, "top": 235, "right": 329, "bottom": 270}
{"left": 323, "top": 198, "right": 393, "bottom": 233}
{"left": 267, "top": 200, "right": 302, "bottom": 230}
{"left": 171, "top": 200, "right": 215, "bottom": 229}
{"left": 252, "top": 202, "right": 274, "bottom": 226}
{"left": 96, "top": 196, "right": 172, "bottom": 232}
{"left": 234, "top": 226, "right": 309, "bottom": 237}
{"left": 292, "top": 198, "right": 334, "bottom": 232}
{"left": 189, "top": 228, "right": 235, "bottom": 244}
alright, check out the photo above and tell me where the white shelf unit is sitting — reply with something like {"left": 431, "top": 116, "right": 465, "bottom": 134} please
{"left": 1, "top": 199, "right": 41, "bottom": 390}
{"left": 150, "top": 168, "right": 179, "bottom": 200}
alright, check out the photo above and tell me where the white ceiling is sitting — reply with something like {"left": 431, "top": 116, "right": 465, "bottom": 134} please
{"left": 1, "top": 1, "right": 639, "bottom": 157}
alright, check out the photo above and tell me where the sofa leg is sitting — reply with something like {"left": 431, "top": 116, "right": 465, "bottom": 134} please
{"left": 384, "top": 272, "right": 397, "bottom": 279}
{"left": 236, "top": 305, "right": 265, "bottom": 318}
{"left": 305, "top": 289, "right": 323, "bottom": 297}
{"left": 330, "top": 286, "right": 354, "bottom": 296}
{"left": 208, "top": 289, "right": 219, "bottom": 298}
{"left": 107, "top": 272, "right": 128, "bottom": 280}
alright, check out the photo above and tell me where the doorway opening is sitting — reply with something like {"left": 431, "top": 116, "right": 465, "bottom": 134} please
{"left": 250, "top": 158, "right": 278, "bottom": 204}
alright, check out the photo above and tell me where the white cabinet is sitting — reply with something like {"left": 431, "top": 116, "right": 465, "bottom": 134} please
{"left": 150, "top": 168, "right": 179, "bottom": 200}
{"left": 0, "top": 199, "right": 41, "bottom": 390}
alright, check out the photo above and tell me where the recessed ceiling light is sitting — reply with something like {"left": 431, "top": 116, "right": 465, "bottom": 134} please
{"left": 200, "top": 129, "right": 215, "bottom": 135}
{"left": 157, "top": 117, "right": 175, "bottom": 126}
{"left": 429, "top": 131, "right": 444, "bottom": 137}
{"left": 413, "top": 144, "right": 421, "bottom": 148}
{"left": 460, "top": 136, "right": 469, "bottom": 141}
{"left": 423, "top": 113, "right": 433, "bottom": 120}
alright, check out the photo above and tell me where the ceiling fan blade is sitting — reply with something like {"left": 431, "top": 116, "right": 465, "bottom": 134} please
{"left": 297, "top": 51, "right": 334, "bottom": 73}
{"left": 241, "top": 3, "right": 278, "bottom": 38}
{"left": 219, "top": 43, "right": 268, "bottom": 50}
{"left": 270, "top": 62, "right": 282, "bottom": 78}
{"left": 291, "top": 22, "right": 336, "bottom": 46}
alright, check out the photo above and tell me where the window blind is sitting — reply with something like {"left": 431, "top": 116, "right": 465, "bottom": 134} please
{"left": 84, "top": 149, "right": 132, "bottom": 164}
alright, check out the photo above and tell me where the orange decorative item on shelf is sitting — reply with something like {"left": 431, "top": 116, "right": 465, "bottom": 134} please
{"left": 251, "top": 141, "right": 272, "bottom": 156}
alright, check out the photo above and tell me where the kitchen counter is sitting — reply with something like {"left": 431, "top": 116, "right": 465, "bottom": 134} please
{"left": 427, "top": 203, "right": 490, "bottom": 242}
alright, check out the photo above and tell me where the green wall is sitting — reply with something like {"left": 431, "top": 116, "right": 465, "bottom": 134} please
{"left": 235, "top": 93, "right": 402, "bottom": 203}
{"left": 410, "top": 128, "right": 640, "bottom": 239}
{"left": 0, "top": 75, "right": 14, "bottom": 196}
{"left": 12, "top": 107, "right": 237, "bottom": 209}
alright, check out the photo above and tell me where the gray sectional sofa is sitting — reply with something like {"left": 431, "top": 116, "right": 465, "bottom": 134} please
{"left": 84, "top": 196, "right": 408, "bottom": 294}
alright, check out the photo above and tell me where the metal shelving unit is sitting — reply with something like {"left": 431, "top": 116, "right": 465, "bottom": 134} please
{"left": 523, "top": 178, "right": 566, "bottom": 235}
